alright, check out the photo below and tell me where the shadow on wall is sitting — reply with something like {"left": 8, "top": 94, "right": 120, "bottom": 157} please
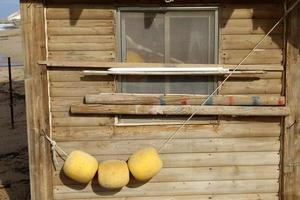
{"left": 46, "top": 1, "right": 286, "bottom": 50}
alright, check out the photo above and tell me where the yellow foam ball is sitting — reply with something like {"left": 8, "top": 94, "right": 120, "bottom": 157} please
{"left": 126, "top": 51, "right": 144, "bottom": 63}
{"left": 128, "top": 147, "right": 163, "bottom": 181}
{"left": 63, "top": 151, "right": 98, "bottom": 184}
{"left": 98, "top": 160, "right": 129, "bottom": 189}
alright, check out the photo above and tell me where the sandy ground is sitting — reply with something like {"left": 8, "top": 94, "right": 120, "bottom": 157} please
{"left": 0, "top": 29, "right": 24, "bottom": 65}
{"left": 0, "top": 28, "right": 30, "bottom": 199}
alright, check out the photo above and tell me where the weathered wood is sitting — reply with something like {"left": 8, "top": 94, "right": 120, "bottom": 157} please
{"left": 220, "top": 79, "right": 282, "bottom": 94}
{"left": 284, "top": 2, "right": 300, "bottom": 199}
{"left": 84, "top": 93, "right": 286, "bottom": 106}
{"left": 48, "top": 27, "right": 114, "bottom": 35}
{"left": 48, "top": 51, "right": 116, "bottom": 61}
{"left": 53, "top": 180, "right": 279, "bottom": 198}
{"left": 47, "top": 19, "right": 114, "bottom": 27}
{"left": 48, "top": 35, "right": 115, "bottom": 43}
{"left": 49, "top": 70, "right": 113, "bottom": 82}
{"left": 46, "top": 8, "right": 114, "bottom": 20}
{"left": 40, "top": 61, "right": 284, "bottom": 71}
{"left": 52, "top": 116, "right": 114, "bottom": 127}
{"left": 48, "top": 43, "right": 115, "bottom": 51}
{"left": 52, "top": 121, "right": 281, "bottom": 141}
{"left": 20, "top": 1, "right": 52, "bottom": 199}
{"left": 50, "top": 193, "right": 279, "bottom": 200}
{"left": 57, "top": 151, "right": 280, "bottom": 168}
{"left": 221, "top": 49, "right": 283, "bottom": 64}
{"left": 70, "top": 104, "right": 290, "bottom": 116}
{"left": 58, "top": 137, "right": 280, "bottom": 155}
{"left": 221, "top": 19, "right": 283, "bottom": 34}
{"left": 222, "top": 4, "right": 282, "bottom": 19}
{"left": 54, "top": 165, "right": 279, "bottom": 185}
{"left": 221, "top": 34, "right": 283, "bottom": 49}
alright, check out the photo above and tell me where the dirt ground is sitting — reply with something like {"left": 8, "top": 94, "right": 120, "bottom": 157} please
{"left": 0, "top": 28, "right": 30, "bottom": 200}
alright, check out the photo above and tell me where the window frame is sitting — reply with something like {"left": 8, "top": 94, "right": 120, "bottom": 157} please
{"left": 117, "top": 6, "right": 219, "bottom": 63}
{"left": 115, "top": 7, "right": 219, "bottom": 125}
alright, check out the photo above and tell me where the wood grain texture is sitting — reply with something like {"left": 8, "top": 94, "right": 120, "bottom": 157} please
{"left": 52, "top": 120, "right": 281, "bottom": 141}
{"left": 221, "top": 35, "right": 283, "bottom": 50}
{"left": 51, "top": 193, "right": 279, "bottom": 200}
{"left": 84, "top": 93, "right": 286, "bottom": 105}
{"left": 53, "top": 180, "right": 279, "bottom": 198}
{"left": 70, "top": 104, "right": 289, "bottom": 116}
{"left": 284, "top": 2, "right": 300, "bottom": 199}
{"left": 20, "top": 1, "right": 52, "bottom": 199}
{"left": 42, "top": 61, "right": 284, "bottom": 71}
{"left": 53, "top": 165, "right": 279, "bottom": 185}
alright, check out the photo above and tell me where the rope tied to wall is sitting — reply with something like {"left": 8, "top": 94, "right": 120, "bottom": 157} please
{"left": 42, "top": 130, "right": 68, "bottom": 170}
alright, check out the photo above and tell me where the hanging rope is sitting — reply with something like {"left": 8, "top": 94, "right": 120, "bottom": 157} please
{"left": 158, "top": 0, "right": 300, "bottom": 153}
{"left": 42, "top": 130, "right": 68, "bottom": 170}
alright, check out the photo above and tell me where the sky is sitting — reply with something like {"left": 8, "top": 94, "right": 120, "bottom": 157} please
{"left": 0, "top": 0, "right": 19, "bottom": 19}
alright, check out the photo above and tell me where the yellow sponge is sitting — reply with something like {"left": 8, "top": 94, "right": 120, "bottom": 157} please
{"left": 63, "top": 151, "right": 98, "bottom": 184}
{"left": 98, "top": 160, "right": 129, "bottom": 189}
{"left": 128, "top": 147, "right": 163, "bottom": 181}
{"left": 126, "top": 51, "right": 144, "bottom": 63}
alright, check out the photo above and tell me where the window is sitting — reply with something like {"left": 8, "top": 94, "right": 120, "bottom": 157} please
{"left": 117, "top": 7, "right": 218, "bottom": 124}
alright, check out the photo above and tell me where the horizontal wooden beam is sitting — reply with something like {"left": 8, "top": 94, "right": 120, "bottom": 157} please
{"left": 85, "top": 93, "right": 286, "bottom": 106}
{"left": 70, "top": 104, "right": 289, "bottom": 116}
{"left": 38, "top": 61, "right": 284, "bottom": 71}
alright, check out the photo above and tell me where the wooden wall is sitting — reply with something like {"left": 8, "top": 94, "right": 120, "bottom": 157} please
{"left": 40, "top": 1, "right": 286, "bottom": 199}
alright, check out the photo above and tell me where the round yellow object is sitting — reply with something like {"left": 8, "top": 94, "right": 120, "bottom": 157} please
{"left": 128, "top": 147, "right": 163, "bottom": 181}
{"left": 98, "top": 160, "right": 129, "bottom": 189}
{"left": 63, "top": 151, "right": 98, "bottom": 184}
{"left": 126, "top": 51, "right": 144, "bottom": 63}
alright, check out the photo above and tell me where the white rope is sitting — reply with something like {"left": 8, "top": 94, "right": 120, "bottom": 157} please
{"left": 158, "top": 0, "right": 300, "bottom": 153}
{"left": 43, "top": 131, "right": 68, "bottom": 169}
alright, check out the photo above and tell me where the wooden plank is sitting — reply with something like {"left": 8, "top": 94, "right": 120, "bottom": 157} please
{"left": 84, "top": 93, "right": 286, "bottom": 106}
{"left": 50, "top": 87, "right": 114, "bottom": 97}
{"left": 48, "top": 35, "right": 115, "bottom": 43}
{"left": 47, "top": 19, "right": 114, "bottom": 27}
{"left": 50, "top": 81, "right": 114, "bottom": 88}
{"left": 48, "top": 27, "right": 114, "bottom": 35}
{"left": 20, "top": 1, "right": 52, "bottom": 199}
{"left": 52, "top": 116, "right": 114, "bottom": 127}
{"left": 51, "top": 193, "right": 279, "bottom": 200}
{"left": 52, "top": 121, "right": 281, "bottom": 141}
{"left": 56, "top": 152, "right": 280, "bottom": 168}
{"left": 54, "top": 165, "right": 279, "bottom": 185}
{"left": 284, "top": 3, "right": 300, "bottom": 199}
{"left": 53, "top": 180, "right": 279, "bottom": 198}
{"left": 46, "top": 8, "right": 114, "bottom": 20}
{"left": 228, "top": 71, "right": 282, "bottom": 79}
{"left": 48, "top": 42, "right": 115, "bottom": 51}
{"left": 40, "top": 61, "right": 284, "bottom": 71}
{"left": 70, "top": 104, "right": 290, "bottom": 116}
{"left": 222, "top": 4, "right": 282, "bottom": 19}
{"left": 48, "top": 51, "right": 116, "bottom": 61}
{"left": 57, "top": 137, "right": 280, "bottom": 155}
{"left": 49, "top": 70, "right": 113, "bottom": 82}
{"left": 220, "top": 79, "right": 282, "bottom": 94}
{"left": 221, "top": 49, "right": 282, "bottom": 64}
{"left": 221, "top": 35, "right": 283, "bottom": 50}
{"left": 221, "top": 19, "right": 283, "bottom": 35}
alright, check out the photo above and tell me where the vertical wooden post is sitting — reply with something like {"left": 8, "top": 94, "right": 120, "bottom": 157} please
{"left": 284, "top": 1, "right": 300, "bottom": 199}
{"left": 20, "top": 1, "right": 53, "bottom": 199}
